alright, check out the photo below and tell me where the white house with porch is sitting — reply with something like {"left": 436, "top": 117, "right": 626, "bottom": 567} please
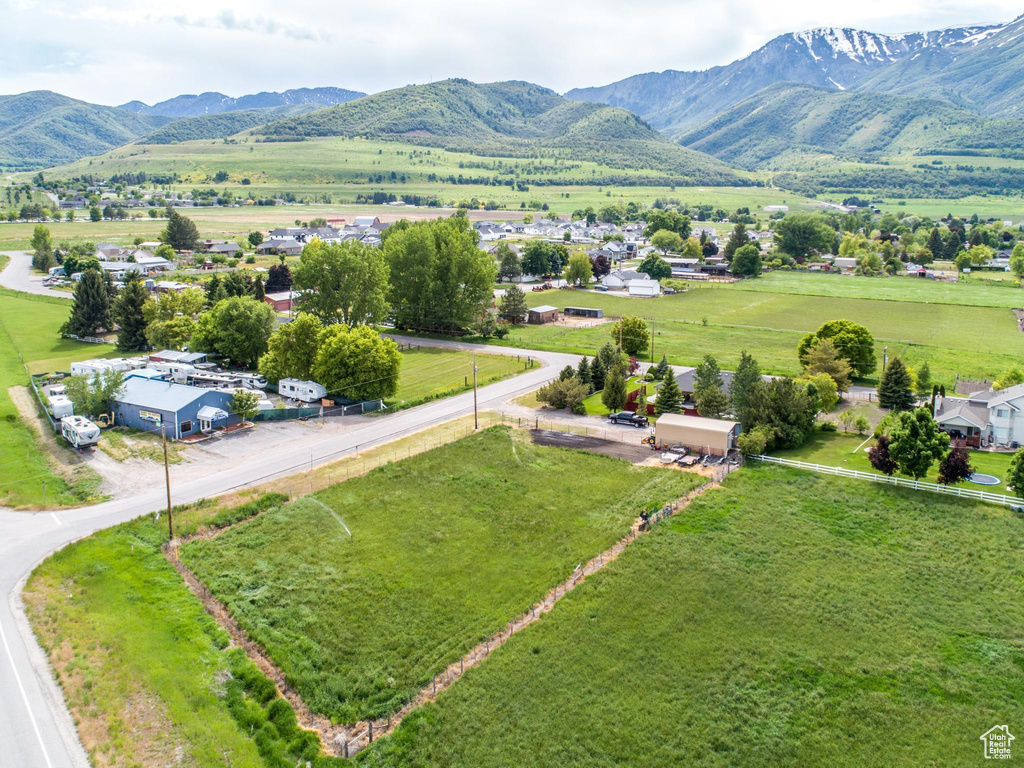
{"left": 934, "top": 382, "right": 1024, "bottom": 448}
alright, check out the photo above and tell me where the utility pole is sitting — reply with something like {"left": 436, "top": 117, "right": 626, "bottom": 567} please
{"left": 650, "top": 320, "right": 655, "bottom": 363}
{"left": 472, "top": 352, "right": 479, "bottom": 430}
{"left": 162, "top": 425, "right": 173, "bottom": 542}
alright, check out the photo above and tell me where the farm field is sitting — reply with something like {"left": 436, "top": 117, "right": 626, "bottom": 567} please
{"left": 391, "top": 347, "right": 529, "bottom": 407}
{"left": 0, "top": 279, "right": 115, "bottom": 506}
{"left": 512, "top": 284, "right": 1024, "bottom": 385}
{"left": 772, "top": 428, "right": 1017, "bottom": 495}
{"left": 180, "top": 427, "right": 703, "bottom": 723}
{"left": 360, "top": 464, "right": 1024, "bottom": 767}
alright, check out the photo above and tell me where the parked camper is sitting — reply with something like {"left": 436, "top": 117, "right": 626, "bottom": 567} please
{"left": 61, "top": 415, "right": 100, "bottom": 449}
{"left": 49, "top": 395, "right": 74, "bottom": 420}
{"left": 237, "top": 373, "right": 268, "bottom": 389}
{"left": 149, "top": 361, "right": 196, "bottom": 383}
{"left": 278, "top": 378, "right": 327, "bottom": 402}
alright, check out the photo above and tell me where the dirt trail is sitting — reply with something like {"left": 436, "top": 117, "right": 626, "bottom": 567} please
{"left": 166, "top": 478, "right": 720, "bottom": 757}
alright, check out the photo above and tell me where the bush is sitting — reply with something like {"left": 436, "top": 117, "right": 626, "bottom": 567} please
{"left": 819, "top": 421, "right": 837, "bottom": 432}
{"left": 736, "top": 426, "right": 772, "bottom": 456}
{"left": 536, "top": 377, "right": 590, "bottom": 413}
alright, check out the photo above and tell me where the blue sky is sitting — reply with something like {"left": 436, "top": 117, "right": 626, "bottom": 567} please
{"left": 1, "top": 0, "right": 1020, "bottom": 105}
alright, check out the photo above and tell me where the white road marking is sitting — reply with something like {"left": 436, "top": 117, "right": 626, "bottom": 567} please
{"left": 0, "top": 616, "right": 56, "bottom": 768}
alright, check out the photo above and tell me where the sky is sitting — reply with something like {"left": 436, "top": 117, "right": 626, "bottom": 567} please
{"left": 1, "top": 0, "right": 1021, "bottom": 106}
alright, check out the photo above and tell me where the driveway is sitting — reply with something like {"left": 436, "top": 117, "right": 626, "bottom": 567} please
{"left": 0, "top": 251, "right": 71, "bottom": 299}
{"left": 0, "top": 341, "right": 579, "bottom": 768}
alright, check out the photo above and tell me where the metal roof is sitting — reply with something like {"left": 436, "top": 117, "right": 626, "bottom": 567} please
{"left": 530, "top": 305, "right": 558, "bottom": 313}
{"left": 113, "top": 378, "right": 213, "bottom": 412}
{"left": 656, "top": 413, "right": 739, "bottom": 433}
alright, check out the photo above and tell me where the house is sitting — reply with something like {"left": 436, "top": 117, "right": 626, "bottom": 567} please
{"left": 264, "top": 291, "right": 293, "bottom": 312}
{"left": 477, "top": 225, "right": 507, "bottom": 242}
{"left": 352, "top": 215, "right": 381, "bottom": 229}
{"left": 109, "top": 377, "right": 236, "bottom": 438}
{"left": 207, "top": 242, "right": 241, "bottom": 258}
{"left": 832, "top": 257, "right": 858, "bottom": 272}
{"left": 256, "top": 239, "right": 303, "bottom": 257}
{"left": 628, "top": 279, "right": 661, "bottom": 297}
{"left": 527, "top": 305, "right": 558, "bottom": 324}
{"left": 934, "top": 382, "right": 1024, "bottom": 448}
{"left": 602, "top": 269, "right": 649, "bottom": 289}
{"left": 655, "top": 413, "right": 741, "bottom": 456}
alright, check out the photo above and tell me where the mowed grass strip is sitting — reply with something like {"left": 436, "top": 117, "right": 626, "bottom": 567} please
{"left": 359, "top": 464, "right": 1024, "bottom": 768}
{"left": 392, "top": 347, "right": 527, "bottom": 406}
{"left": 181, "top": 426, "right": 702, "bottom": 723}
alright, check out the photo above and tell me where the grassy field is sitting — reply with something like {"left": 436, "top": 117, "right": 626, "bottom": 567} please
{"left": 773, "top": 428, "right": 1018, "bottom": 495}
{"left": 511, "top": 284, "right": 1024, "bottom": 386}
{"left": 0, "top": 280, "right": 116, "bottom": 507}
{"left": 181, "top": 427, "right": 702, "bottom": 723}
{"left": 391, "top": 347, "right": 529, "bottom": 408}
{"left": 359, "top": 464, "right": 1024, "bottom": 767}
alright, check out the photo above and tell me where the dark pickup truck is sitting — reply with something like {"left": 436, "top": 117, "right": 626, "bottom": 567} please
{"left": 608, "top": 411, "right": 649, "bottom": 427}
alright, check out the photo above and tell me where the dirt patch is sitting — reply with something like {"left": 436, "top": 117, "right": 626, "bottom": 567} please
{"left": 530, "top": 428, "right": 653, "bottom": 463}
{"left": 551, "top": 315, "right": 613, "bottom": 329}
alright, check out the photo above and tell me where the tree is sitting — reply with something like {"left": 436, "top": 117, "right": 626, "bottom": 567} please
{"left": 88, "top": 206, "right": 102, "bottom": 222}
{"left": 536, "top": 377, "right": 590, "bottom": 414}
{"left": 937, "top": 446, "right": 975, "bottom": 485}
{"left": 868, "top": 434, "right": 898, "bottom": 475}
{"left": 495, "top": 242, "right": 522, "bottom": 283}
{"left": 736, "top": 425, "right": 772, "bottom": 456}
{"left": 915, "top": 361, "right": 932, "bottom": 397}
{"left": 730, "top": 244, "right": 761, "bottom": 277}
{"left": 773, "top": 213, "right": 834, "bottom": 262}
{"left": 1010, "top": 242, "right": 1024, "bottom": 282}
{"left": 258, "top": 313, "right": 324, "bottom": 383}
{"left": 143, "top": 287, "right": 205, "bottom": 349}
{"left": 589, "top": 356, "right": 605, "bottom": 391}
{"left": 650, "top": 230, "right": 683, "bottom": 255}
{"left": 292, "top": 239, "right": 390, "bottom": 326}
{"left": 520, "top": 240, "right": 562, "bottom": 276}
{"left": 253, "top": 275, "right": 265, "bottom": 302}
{"left": 159, "top": 210, "right": 200, "bottom": 251}
{"left": 154, "top": 243, "right": 176, "bottom": 261}
{"left": 266, "top": 263, "right": 293, "bottom": 293}
{"left": 722, "top": 222, "right": 751, "bottom": 263}
{"left": 877, "top": 357, "right": 915, "bottom": 411}
{"left": 610, "top": 316, "right": 649, "bottom": 356}
{"left": 386, "top": 217, "right": 496, "bottom": 331}
{"left": 248, "top": 231, "right": 264, "bottom": 247}
{"left": 887, "top": 408, "right": 949, "bottom": 479}
{"left": 230, "top": 390, "right": 261, "bottom": 423}
{"left": 801, "top": 372, "right": 839, "bottom": 412}
{"left": 498, "top": 285, "right": 527, "bottom": 323}
{"left": 853, "top": 414, "right": 870, "bottom": 435}
{"left": 925, "top": 228, "right": 944, "bottom": 262}
{"left": 30, "top": 225, "right": 54, "bottom": 272}
{"left": 1007, "top": 448, "right": 1024, "bottom": 498}
{"left": 994, "top": 367, "right": 1024, "bottom": 390}
{"left": 694, "top": 355, "right": 723, "bottom": 394}
{"left": 730, "top": 351, "right": 761, "bottom": 427}
{"left": 652, "top": 354, "right": 670, "bottom": 381}
{"left": 803, "top": 338, "right": 852, "bottom": 391}
{"left": 643, "top": 210, "right": 690, "bottom": 239}
{"left": 62, "top": 269, "right": 111, "bottom": 337}
{"left": 113, "top": 273, "right": 149, "bottom": 351}
{"left": 222, "top": 271, "right": 254, "bottom": 298}
{"left": 311, "top": 324, "right": 401, "bottom": 401}
{"left": 601, "top": 366, "right": 627, "bottom": 412}
{"left": 798, "top": 320, "right": 875, "bottom": 377}
{"left": 744, "top": 378, "right": 817, "bottom": 449}
{"left": 191, "top": 296, "right": 275, "bottom": 368}
{"left": 590, "top": 254, "right": 611, "bottom": 278}
{"left": 654, "top": 372, "right": 683, "bottom": 416}
{"left": 64, "top": 369, "right": 124, "bottom": 419}
{"left": 638, "top": 252, "right": 672, "bottom": 280}
{"left": 563, "top": 250, "right": 594, "bottom": 287}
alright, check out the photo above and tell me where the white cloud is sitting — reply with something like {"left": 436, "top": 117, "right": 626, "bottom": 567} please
{"left": 0, "top": 0, "right": 1020, "bottom": 105}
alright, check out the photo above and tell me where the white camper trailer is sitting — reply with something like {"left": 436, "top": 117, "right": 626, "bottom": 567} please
{"left": 61, "top": 415, "right": 101, "bottom": 449}
{"left": 278, "top": 378, "right": 327, "bottom": 403}
{"left": 49, "top": 394, "right": 74, "bottom": 420}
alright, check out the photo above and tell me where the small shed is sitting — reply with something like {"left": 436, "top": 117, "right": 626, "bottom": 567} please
{"left": 527, "top": 305, "right": 559, "bottom": 324}
{"left": 564, "top": 306, "right": 603, "bottom": 319}
{"left": 655, "top": 413, "right": 740, "bottom": 456}
{"left": 628, "top": 279, "right": 661, "bottom": 298}
{"left": 264, "top": 291, "right": 293, "bottom": 312}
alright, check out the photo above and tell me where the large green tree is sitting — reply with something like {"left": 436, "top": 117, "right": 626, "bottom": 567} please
{"left": 887, "top": 408, "right": 949, "bottom": 479}
{"left": 494, "top": 242, "right": 522, "bottom": 283}
{"left": 730, "top": 351, "right": 761, "bottom": 427}
{"left": 258, "top": 313, "right": 325, "bottom": 383}
{"left": 142, "top": 288, "right": 206, "bottom": 350}
{"left": 744, "top": 377, "right": 817, "bottom": 450}
{"left": 191, "top": 296, "right": 275, "bottom": 367}
{"left": 563, "top": 250, "right": 593, "bottom": 287}
{"left": 311, "top": 324, "right": 401, "bottom": 401}
{"left": 654, "top": 372, "right": 683, "bottom": 416}
{"left": 730, "top": 244, "right": 761, "bottom": 277}
{"left": 293, "top": 239, "right": 390, "bottom": 326}
{"left": 30, "top": 224, "right": 54, "bottom": 272}
{"left": 650, "top": 230, "right": 683, "bottom": 255}
{"left": 601, "top": 366, "right": 628, "bottom": 412}
{"left": 638, "top": 252, "right": 672, "bottom": 280}
{"left": 643, "top": 210, "right": 691, "bottom": 239}
{"left": 385, "top": 217, "right": 496, "bottom": 332}
{"left": 803, "top": 337, "right": 852, "bottom": 392}
{"left": 610, "top": 315, "right": 649, "bottom": 357}
{"left": 722, "top": 222, "right": 751, "bottom": 263}
{"left": 1010, "top": 242, "right": 1024, "bottom": 282}
{"left": 520, "top": 241, "right": 566, "bottom": 277}
{"left": 798, "top": 320, "right": 875, "bottom": 378}
{"left": 159, "top": 210, "right": 201, "bottom": 251}
{"left": 877, "top": 356, "right": 915, "bottom": 411}
{"left": 62, "top": 269, "right": 111, "bottom": 337}
{"left": 773, "top": 213, "right": 835, "bottom": 262}
{"left": 64, "top": 369, "right": 124, "bottom": 418}
{"left": 113, "top": 273, "right": 149, "bottom": 351}
{"left": 498, "top": 285, "right": 527, "bottom": 323}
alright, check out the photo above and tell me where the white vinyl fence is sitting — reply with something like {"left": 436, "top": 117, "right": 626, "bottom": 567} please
{"left": 752, "top": 455, "right": 1023, "bottom": 508}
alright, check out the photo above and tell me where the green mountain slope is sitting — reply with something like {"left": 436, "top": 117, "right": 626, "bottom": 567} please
{"left": 0, "top": 91, "right": 169, "bottom": 170}
{"left": 679, "top": 83, "right": 1024, "bottom": 169}
{"left": 262, "top": 79, "right": 746, "bottom": 184}
{"left": 140, "top": 104, "right": 324, "bottom": 144}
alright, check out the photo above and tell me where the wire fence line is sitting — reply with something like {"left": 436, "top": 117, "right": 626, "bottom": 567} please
{"left": 496, "top": 412, "right": 651, "bottom": 447}
{"left": 752, "top": 454, "right": 1023, "bottom": 508}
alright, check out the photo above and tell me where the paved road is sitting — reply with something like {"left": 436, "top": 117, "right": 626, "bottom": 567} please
{"left": 0, "top": 251, "right": 71, "bottom": 299}
{"left": 0, "top": 341, "right": 579, "bottom": 768}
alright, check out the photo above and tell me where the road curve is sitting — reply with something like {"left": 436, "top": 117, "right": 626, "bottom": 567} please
{"left": 0, "top": 339, "right": 578, "bottom": 768}
{"left": 0, "top": 251, "right": 72, "bottom": 299}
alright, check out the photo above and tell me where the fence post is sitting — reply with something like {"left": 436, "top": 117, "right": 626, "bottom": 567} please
{"left": 368, "top": 722, "right": 373, "bottom": 744}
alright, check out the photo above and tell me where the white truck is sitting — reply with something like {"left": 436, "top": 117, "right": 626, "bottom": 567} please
{"left": 61, "top": 415, "right": 101, "bottom": 449}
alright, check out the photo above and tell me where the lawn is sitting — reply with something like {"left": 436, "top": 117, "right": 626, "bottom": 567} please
{"left": 390, "top": 347, "right": 529, "bottom": 407}
{"left": 359, "top": 464, "right": 1024, "bottom": 767}
{"left": 582, "top": 376, "right": 651, "bottom": 416}
{"left": 181, "top": 427, "right": 703, "bottom": 723}
{"left": 773, "top": 428, "right": 1018, "bottom": 495}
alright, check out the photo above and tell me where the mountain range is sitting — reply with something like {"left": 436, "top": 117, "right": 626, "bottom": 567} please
{"left": 118, "top": 87, "right": 364, "bottom": 118}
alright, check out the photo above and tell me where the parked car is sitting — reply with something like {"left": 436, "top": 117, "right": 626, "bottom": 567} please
{"left": 608, "top": 411, "right": 648, "bottom": 427}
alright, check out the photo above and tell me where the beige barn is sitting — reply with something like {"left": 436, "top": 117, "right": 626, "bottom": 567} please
{"left": 655, "top": 413, "right": 741, "bottom": 456}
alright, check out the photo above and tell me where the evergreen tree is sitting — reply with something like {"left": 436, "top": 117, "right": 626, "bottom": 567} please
{"left": 730, "top": 351, "right": 761, "bottom": 426}
{"left": 878, "top": 357, "right": 915, "bottom": 411}
{"left": 62, "top": 269, "right": 110, "bottom": 337}
{"left": 653, "top": 354, "right": 670, "bottom": 380}
{"left": 576, "top": 356, "right": 592, "bottom": 390}
{"left": 590, "top": 356, "right": 606, "bottom": 391}
{"left": 495, "top": 242, "right": 522, "bottom": 283}
{"left": 160, "top": 210, "right": 201, "bottom": 251}
{"left": 253, "top": 275, "right": 265, "bottom": 302}
{"left": 559, "top": 365, "right": 575, "bottom": 381}
{"left": 944, "top": 229, "right": 964, "bottom": 261}
{"left": 205, "top": 274, "right": 222, "bottom": 305}
{"left": 113, "top": 273, "right": 148, "bottom": 351}
{"left": 654, "top": 372, "right": 683, "bottom": 416}
{"left": 722, "top": 222, "right": 750, "bottom": 263}
{"left": 498, "top": 285, "right": 528, "bottom": 323}
{"left": 925, "top": 228, "right": 943, "bottom": 261}
{"left": 601, "top": 366, "right": 627, "bottom": 412}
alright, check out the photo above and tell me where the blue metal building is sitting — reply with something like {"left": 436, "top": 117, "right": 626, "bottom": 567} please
{"left": 110, "top": 378, "right": 236, "bottom": 439}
